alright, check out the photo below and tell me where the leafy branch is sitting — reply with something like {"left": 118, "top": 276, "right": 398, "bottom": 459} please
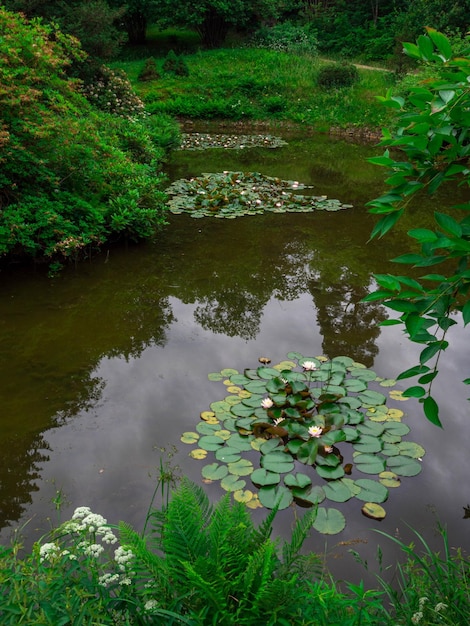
{"left": 364, "top": 28, "right": 470, "bottom": 426}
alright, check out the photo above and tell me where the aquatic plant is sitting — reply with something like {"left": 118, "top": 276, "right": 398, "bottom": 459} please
{"left": 181, "top": 353, "right": 425, "bottom": 534}
{"left": 167, "top": 171, "right": 352, "bottom": 218}
{"left": 178, "top": 132, "right": 288, "bottom": 150}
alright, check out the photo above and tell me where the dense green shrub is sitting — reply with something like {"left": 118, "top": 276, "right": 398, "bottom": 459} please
{"left": 0, "top": 8, "right": 179, "bottom": 267}
{"left": 137, "top": 57, "right": 161, "bottom": 81}
{"left": 317, "top": 63, "right": 360, "bottom": 89}
{"left": 162, "top": 50, "right": 190, "bottom": 76}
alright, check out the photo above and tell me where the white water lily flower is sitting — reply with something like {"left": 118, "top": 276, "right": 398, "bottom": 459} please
{"left": 273, "top": 417, "right": 284, "bottom": 426}
{"left": 261, "top": 397, "right": 274, "bottom": 409}
{"left": 308, "top": 425, "right": 323, "bottom": 438}
{"left": 303, "top": 361, "right": 317, "bottom": 371}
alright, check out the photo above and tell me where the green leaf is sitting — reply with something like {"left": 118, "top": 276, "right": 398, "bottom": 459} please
{"left": 386, "top": 456, "right": 422, "bottom": 477}
{"left": 322, "top": 481, "right": 353, "bottom": 503}
{"left": 221, "top": 474, "right": 246, "bottom": 492}
{"left": 462, "top": 300, "right": 470, "bottom": 326}
{"left": 261, "top": 451, "right": 295, "bottom": 474}
{"left": 355, "top": 479, "right": 388, "bottom": 503}
{"left": 292, "top": 485, "right": 325, "bottom": 506}
{"left": 258, "top": 485, "right": 293, "bottom": 510}
{"left": 357, "top": 390, "right": 387, "bottom": 406}
{"left": 397, "top": 442, "right": 425, "bottom": 459}
{"left": 228, "top": 459, "right": 253, "bottom": 476}
{"left": 251, "top": 468, "right": 280, "bottom": 487}
{"left": 354, "top": 454, "right": 386, "bottom": 475}
{"left": 201, "top": 463, "right": 229, "bottom": 481}
{"left": 402, "top": 386, "right": 426, "bottom": 398}
{"left": 397, "top": 364, "right": 430, "bottom": 380}
{"left": 434, "top": 212, "right": 462, "bottom": 237}
{"left": 353, "top": 435, "right": 382, "bottom": 454}
{"left": 420, "top": 341, "right": 447, "bottom": 365}
{"left": 297, "top": 439, "right": 319, "bottom": 465}
{"left": 215, "top": 446, "right": 242, "bottom": 463}
{"left": 426, "top": 28, "right": 453, "bottom": 60}
{"left": 423, "top": 395, "right": 442, "bottom": 427}
{"left": 312, "top": 508, "right": 346, "bottom": 535}
{"left": 284, "top": 473, "right": 312, "bottom": 489}
{"left": 198, "top": 435, "right": 225, "bottom": 451}
{"left": 316, "top": 464, "right": 345, "bottom": 480}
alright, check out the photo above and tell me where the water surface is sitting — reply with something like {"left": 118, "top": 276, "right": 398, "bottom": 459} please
{"left": 1, "top": 131, "right": 468, "bottom": 584}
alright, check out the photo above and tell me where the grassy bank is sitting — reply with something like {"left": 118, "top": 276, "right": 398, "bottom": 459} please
{"left": 113, "top": 46, "right": 396, "bottom": 133}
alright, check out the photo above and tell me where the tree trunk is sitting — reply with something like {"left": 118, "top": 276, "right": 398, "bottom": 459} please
{"left": 123, "top": 10, "right": 147, "bottom": 45}
{"left": 196, "top": 8, "right": 229, "bottom": 48}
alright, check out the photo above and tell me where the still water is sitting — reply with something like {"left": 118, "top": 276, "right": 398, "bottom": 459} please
{"left": 1, "top": 131, "right": 468, "bottom": 583}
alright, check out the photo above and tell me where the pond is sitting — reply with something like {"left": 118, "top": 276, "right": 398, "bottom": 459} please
{"left": 1, "top": 129, "right": 469, "bottom": 585}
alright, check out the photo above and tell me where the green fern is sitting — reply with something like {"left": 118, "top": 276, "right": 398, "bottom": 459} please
{"left": 119, "top": 478, "right": 320, "bottom": 624}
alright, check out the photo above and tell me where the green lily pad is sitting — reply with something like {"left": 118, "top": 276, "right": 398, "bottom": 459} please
{"left": 228, "top": 432, "right": 255, "bottom": 451}
{"left": 229, "top": 374, "right": 252, "bottom": 386}
{"left": 362, "top": 502, "right": 386, "bottom": 520}
{"left": 354, "top": 453, "right": 386, "bottom": 475}
{"left": 353, "top": 435, "right": 383, "bottom": 454}
{"left": 313, "top": 507, "right": 346, "bottom": 535}
{"left": 196, "top": 422, "right": 221, "bottom": 435}
{"left": 201, "top": 463, "right": 229, "bottom": 481}
{"left": 292, "top": 485, "right": 326, "bottom": 506}
{"left": 357, "top": 390, "right": 387, "bottom": 406}
{"left": 355, "top": 479, "right": 388, "bottom": 503}
{"left": 386, "top": 456, "right": 422, "bottom": 477}
{"left": 316, "top": 464, "right": 345, "bottom": 480}
{"left": 214, "top": 429, "right": 231, "bottom": 441}
{"left": 198, "top": 435, "right": 225, "bottom": 451}
{"left": 210, "top": 400, "right": 231, "bottom": 413}
{"left": 350, "top": 368, "right": 377, "bottom": 381}
{"left": 231, "top": 403, "right": 256, "bottom": 418}
{"left": 381, "top": 443, "right": 400, "bottom": 457}
{"left": 221, "top": 368, "right": 238, "bottom": 377}
{"left": 397, "top": 442, "right": 425, "bottom": 458}
{"left": 208, "top": 372, "right": 224, "bottom": 381}
{"left": 228, "top": 459, "right": 254, "bottom": 476}
{"left": 260, "top": 438, "right": 285, "bottom": 454}
{"left": 221, "top": 474, "right": 246, "bottom": 492}
{"left": 258, "top": 485, "right": 293, "bottom": 510}
{"left": 383, "top": 421, "right": 411, "bottom": 436}
{"left": 284, "top": 473, "right": 312, "bottom": 489}
{"left": 251, "top": 468, "right": 281, "bottom": 487}
{"left": 340, "top": 477, "right": 361, "bottom": 496}
{"left": 261, "top": 451, "right": 295, "bottom": 474}
{"left": 357, "top": 421, "right": 385, "bottom": 437}
{"left": 322, "top": 481, "right": 353, "bottom": 503}
{"left": 215, "top": 446, "right": 242, "bottom": 463}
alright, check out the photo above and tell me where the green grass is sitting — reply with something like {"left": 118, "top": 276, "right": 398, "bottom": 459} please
{"left": 112, "top": 45, "right": 396, "bottom": 131}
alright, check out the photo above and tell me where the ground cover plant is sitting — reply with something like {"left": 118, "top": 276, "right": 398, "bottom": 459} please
{"left": 1, "top": 477, "right": 467, "bottom": 625}
{"left": 117, "top": 47, "right": 395, "bottom": 130}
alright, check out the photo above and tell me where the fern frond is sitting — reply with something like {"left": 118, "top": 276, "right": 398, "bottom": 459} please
{"left": 118, "top": 521, "right": 172, "bottom": 594}
{"left": 248, "top": 501, "right": 279, "bottom": 548}
{"left": 181, "top": 559, "right": 229, "bottom": 619}
{"left": 281, "top": 507, "right": 317, "bottom": 570}
{"left": 162, "top": 479, "right": 212, "bottom": 565}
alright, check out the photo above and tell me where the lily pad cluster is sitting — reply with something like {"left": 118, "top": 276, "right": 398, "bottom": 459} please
{"left": 178, "top": 133, "right": 288, "bottom": 150}
{"left": 181, "top": 353, "right": 425, "bottom": 535}
{"left": 167, "top": 171, "right": 353, "bottom": 218}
